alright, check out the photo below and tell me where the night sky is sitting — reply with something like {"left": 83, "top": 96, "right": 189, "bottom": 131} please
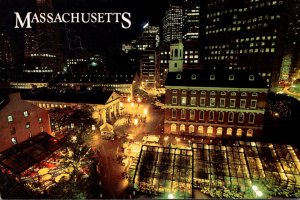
{"left": 0, "top": 0, "right": 172, "bottom": 53}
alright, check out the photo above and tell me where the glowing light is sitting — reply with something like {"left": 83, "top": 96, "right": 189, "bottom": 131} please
{"left": 131, "top": 102, "right": 135, "bottom": 107}
{"left": 120, "top": 102, "right": 123, "bottom": 107}
{"left": 252, "top": 185, "right": 258, "bottom": 191}
{"left": 134, "top": 118, "right": 138, "bottom": 126}
{"left": 256, "top": 191, "right": 263, "bottom": 197}
{"left": 143, "top": 22, "right": 149, "bottom": 29}
{"left": 138, "top": 98, "right": 141, "bottom": 103}
{"left": 164, "top": 136, "right": 169, "bottom": 141}
{"left": 127, "top": 97, "right": 131, "bottom": 102}
{"left": 144, "top": 109, "right": 148, "bottom": 115}
{"left": 168, "top": 193, "right": 174, "bottom": 199}
{"left": 176, "top": 137, "right": 180, "bottom": 142}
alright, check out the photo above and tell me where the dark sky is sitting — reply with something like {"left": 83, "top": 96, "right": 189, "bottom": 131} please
{"left": 0, "top": 0, "right": 172, "bottom": 53}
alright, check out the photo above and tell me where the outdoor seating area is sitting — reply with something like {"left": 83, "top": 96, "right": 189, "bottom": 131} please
{"left": 193, "top": 141, "right": 300, "bottom": 193}
{"left": 131, "top": 141, "right": 300, "bottom": 198}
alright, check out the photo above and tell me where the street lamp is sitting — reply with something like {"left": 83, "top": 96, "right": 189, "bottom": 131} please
{"left": 134, "top": 118, "right": 139, "bottom": 126}
{"left": 143, "top": 108, "right": 148, "bottom": 116}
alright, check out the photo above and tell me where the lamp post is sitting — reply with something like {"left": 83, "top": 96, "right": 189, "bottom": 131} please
{"left": 252, "top": 185, "right": 263, "bottom": 198}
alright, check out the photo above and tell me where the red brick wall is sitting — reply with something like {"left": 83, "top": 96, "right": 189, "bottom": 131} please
{"left": 0, "top": 93, "right": 51, "bottom": 152}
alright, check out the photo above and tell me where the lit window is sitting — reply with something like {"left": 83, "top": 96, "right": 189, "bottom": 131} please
{"left": 220, "top": 98, "right": 225, "bottom": 107}
{"left": 181, "top": 97, "right": 187, "bottom": 106}
{"left": 210, "top": 98, "right": 215, "bottom": 107}
{"left": 24, "top": 111, "right": 29, "bottom": 117}
{"left": 38, "top": 118, "right": 42, "bottom": 123}
{"left": 11, "top": 137, "right": 17, "bottom": 145}
{"left": 190, "top": 110, "right": 195, "bottom": 121}
{"left": 8, "top": 115, "right": 13, "bottom": 122}
{"left": 190, "top": 97, "right": 196, "bottom": 106}
{"left": 26, "top": 122, "right": 30, "bottom": 129}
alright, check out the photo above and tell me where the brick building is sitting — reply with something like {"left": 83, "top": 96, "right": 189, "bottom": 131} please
{"left": 164, "top": 70, "right": 268, "bottom": 138}
{"left": 0, "top": 93, "right": 51, "bottom": 153}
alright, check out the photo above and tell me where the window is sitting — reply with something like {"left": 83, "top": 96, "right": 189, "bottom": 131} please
{"left": 38, "top": 117, "right": 42, "bottom": 123}
{"left": 182, "top": 90, "right": 187, "bottom": 94}
{"left": 226, "top": 128, "right": 233, "bottom": 136}
{"left": 200, "top": 98, "right": 206, "bottom": 106}
{"left": 216, "top": 127, "right": 223, "bottom": 136}
{"left": 236, "top": 128, "right": 242, "bottom": 137}
{"left": 209, "top": 111, "right": 214, "bottom": 121}
{"left": 230, "top": 99, "right": 236, "bottom": 107}
{"left": 190, "top": 97, "right": 196, "bottom": 106}
{"left": 176, "top": 74, "right": 181, "bottom": 80}
{"left": 191, "top": 74, "right": 196, "bottom": 80}
{"left": 249, "top": 75, "right": 255, "bottom": 81}
{"left": 210, "top": 98, "right": 215, "bottom": 106}
{"left": 210, "top": 75, "right": 215, "bottom": 80}
{"left": 218, "top": 112, "right": 224, "bottom": 122}
{"left": 24, "top": 111, "right": 29, "bottom": 117}
{"left": 190, "top": 110, "right": 195, "bottom": 120}
{"left": 238, "top": 113, "right": 244, "bottom": 123}
{"left": 221, "top": 91, "right": 226, "bottom": 95}
{"left": 210, "top": 91, "right": 216, "bottom": 95}
{"left": 241, "top": 92, "right": 247, "bottom": 96}
{"left": 191, "top": 91, "right": 196, "bottom": 94}
{"left": 172, "top": 109, "right": 177, "bottom": 119}
{"left": 200, "top": 91, "right": 206, "bottom": 95}
{"left": 231, "top": 92, "right": 236, "bottom": 96}
{"left": 228, "top": 112, "right": 234, "bottom": 122}
{"left": 252, "top": 92, "right": 258, "bottom": 96}
{"left": 172, "top": 96, "right": 177, "bottom": 105}
{"left": 26, "top": 122, "right": 30, "bottom": 129}
{"left": 8, "top": 115, "right": 13, "bottom": 122}
{"left": 181, "top": 97, "right": 187, "bottom": 106}
{"left": 181, "top": 110, "right": 186, "bottom": 119}
{"left": 180, "top": 124, "right": 185, "bottom": 132}
{"left": 240, "top": 99, "right": 246, "bottom": 108}
{"left": 220, "top": 98, "right": 225, "bottom": 107}
{"left": 229, "top": 75, "right": 234, "bottom": 80}
{"left": 250, "top": 100, "right": 257, "bottom": 108}
{"left": 171, "top": 124, "right": 177, "bottom": 133}
{"left": 247, "top": 129, "right": 253, "bottom": 137}
{"left": 11, "top": 137, "right": 17, "bottom": 145}
{"left": 198, "top": 126, "right": 204, "bottom": 134}
{"left": 207, "top": 126, "right": 213, "bottom": 136}
{"left": 189, "top": 125, "right": 195, "bottom": 133}
{"left": 249, "top": 113, "right": 255, "bottom": 123}
{"left": 199, "top": 111, "right": 205, "bottom": 120}
{"left": 172, "top": 90, "right": 177, "bottom": 93}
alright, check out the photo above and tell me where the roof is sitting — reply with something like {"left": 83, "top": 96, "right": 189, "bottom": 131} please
{"left": 0, "top": 132, "right": 62, "bottom": 175}
{"left": 165, "top": 70, "right": 268, "bottom": 89}
{"left": 20, "top": 88, "right": 119, "bottom": 105}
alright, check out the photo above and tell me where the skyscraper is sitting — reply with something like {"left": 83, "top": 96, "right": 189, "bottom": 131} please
{"left": 204, "top": 0, "right": 295, "bottom": 89}
{"left": 23, "top": 0, "right": 63, "bottom": 73}
{"left": 162, "top": 5, "right": 183, "bottom": 43}
{"left": 182, "top": 0, "right": 201, "bottom": 41}
{"left": 0, "top": 30, "right": 14, "bottom": 68}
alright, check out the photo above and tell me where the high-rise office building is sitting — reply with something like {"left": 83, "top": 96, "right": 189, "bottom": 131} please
{"left": 182, "top": 0, "right": 201, "bottom": 41}
{"left": 204, "top": 0, "right": 295, "bottom": 89}
{"left": 162, "top": 5, "right": 183, "bottom": 43}
{"left": 136, "top": 25, "right": 160, "bottom": 89}
{"left": 24, "top": 0, "right": 63, "bottom": 73}
{"left": 0, "top": 30, "right": 14, "bottom": 68}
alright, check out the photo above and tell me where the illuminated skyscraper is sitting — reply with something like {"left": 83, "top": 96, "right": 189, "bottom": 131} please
{"left": 23, "top": 0, "right": 63, "bottom": 73}
{"left": 182, "top": 0, "right": 201, "bottom": 41}
{"left": 0, "top": 30, "right": 14, "bottom": 67}
{"left": 162, "top": 5, "right": 183, "bottom": 43}
{"left": 204, "top": 0, "right": 295, "bottom": 89}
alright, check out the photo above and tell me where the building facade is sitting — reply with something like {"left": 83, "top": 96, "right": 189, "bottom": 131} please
{"left": 182, "top": 0, "right": 201, "bottom": 41}
{"left": 162, "top": 5, "right": 183, "bottom": 43}
{"left": 0, "top": 93, "right": 51, "bottom": 153}
{"left": 164, "top": 70, "right": 268, "bottom": 138}
{"left": 0, "top": 30, "right": 14, "bottom": 67}
{"left": 204, "top": 0, "right": 295, "bottom": 89}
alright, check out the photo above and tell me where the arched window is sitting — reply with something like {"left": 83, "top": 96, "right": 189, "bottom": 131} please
{"left": 209, "top": 111, "right": 214, "bottom": 121}
{"left": 238, "top": 113, "right": 244, "bottom": 123}
{"left": 180, "top": 124, "right": 185, "bottom": 133}
{"left": 191, "top": 74, "right": 196, "bottom": 80}
{"left": 249, "top": 75, "right": 255, "bottom": 81}
{"left": 171, "top": 124, "right": 177, "bottom": 133}
{"left": 246, "top": 129, "right": 253, "bottom": 137}
{"left": 189, "top": 125, "right": 195, "bottom": 133}
{"left": 210, "top": 75, "right": 215, "bottom": 80}
{"left": 198, "top": 126, "right": 204, "bottom": 134}
{"left": 231, "top": 92, "right": 236, "bottom": 96}
{"left": 175, "top": 49, "right": 178, "bottom": 57}
{"left": 216, "top": 127, "right": 223, "bottom": 136}
{"left": 236, "top": 128, "right": 242, "bottom": 137}
{"left": 176, "top": 74, "right": 181, "bottom": 80}
{"left": 226, "top": 128, "right": 233, "bottom": 136}
{"left": 228, "top": 112, "right": 234, "bottom": 122}
{"left": 207, "top": 126, "right": 213, "bottom": 136}
{"left": 249, "top": 113, "right": 255, "bottom": 123}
